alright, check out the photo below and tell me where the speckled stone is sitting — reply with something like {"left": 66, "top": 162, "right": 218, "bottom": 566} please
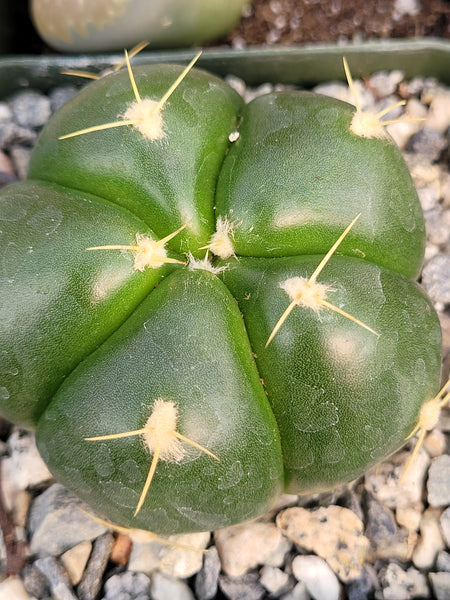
{"left": 427, "top": 455, "right": 450, "bottom": 507}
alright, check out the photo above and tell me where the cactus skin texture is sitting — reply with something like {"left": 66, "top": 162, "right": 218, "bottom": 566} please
{"left": 0, "top": 62, "right": 442, "bottom": 535}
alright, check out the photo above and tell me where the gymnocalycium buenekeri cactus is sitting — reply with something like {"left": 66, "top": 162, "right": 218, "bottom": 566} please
{"left": 0, "top": 54, "right": 444, "bottom": 536}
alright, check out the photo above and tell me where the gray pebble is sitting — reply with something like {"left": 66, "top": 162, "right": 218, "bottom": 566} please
{"left": 194, "top": 545, "right": 221, "bottom": 600}
{"left": 369, "top": 70, "right": 404, "bottom": 97}
{"left": 49, "top": 86, "right": 79, "bottom": 113}
{"left": 34, "top": 556, "right": 77, "bottom": 600}
{"left": 9, "top": 90, "right": 51, "bottom": 129}
{"left": 150, "top": 572, "right": 195, "bottom": 600}
{"left": 219, "top": 572, "right": 266, "bottom": 600}
{"left": 407, "top": 128, "right": 448, "bottom": 162}
{"left": 422, "top": 255, "right": 450, "bottom": 305}
{"left": 28, "top": 483, "right": 107, "bottom": 556}
{"left": 436, "top": 551, "right": 450, "bottom": 572}
{"left": 380, "top": 562, "right": 429, "bottom": 599}
{"left": 77, "top": 532, "right": 115, "bottom": 600}
{"left": 364, "top": 493, "right": 397, "bottom": 547}
{"left": 0, "top": 121, "right": 36, "bottom": 149}
{"left": 22, "top": 562, "right": 50, "bottom": 598}
{"left": 429, "top": 571, "right": 450, "bottom": 600}
{"left": 102, "top": 571, "right": 151, "bottom": 600}
{"left": 427, "top": 454, "right": 450, "bottom": 507}
{"left": 346, "top": 564, "right": 378, "bottom": 600}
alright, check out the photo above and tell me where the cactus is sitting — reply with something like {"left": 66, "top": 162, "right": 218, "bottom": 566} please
{"left": 0, "top": 56, "right": 442, "bottom": 536}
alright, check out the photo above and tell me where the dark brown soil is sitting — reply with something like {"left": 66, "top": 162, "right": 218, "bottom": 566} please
{"left": 225, "top": 0, "right": 450, "bottom": 46}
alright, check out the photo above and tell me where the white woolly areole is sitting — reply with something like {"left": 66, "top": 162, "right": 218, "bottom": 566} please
{"left": 418, "top": 399, "right": 442, "bottom": 432}
{"left": 123, "top": 98, "right": 165, "bottom": 140}
{"left": 133, "top": 234, "right": 168, "bottom": 271}
{"left": 142, "top": 399, "right": 185, "bottom": 462}
{"left": 207, "top": 217, "right": 235, "bottom": 259}
{"left": 350, "top": 110, "right": 389, "bottom": 140}
{"left": 187, "top": 253, "right": 229, "bottom": 274}
{"left": 280, "top": 277, "right": 335, "bottom": 312}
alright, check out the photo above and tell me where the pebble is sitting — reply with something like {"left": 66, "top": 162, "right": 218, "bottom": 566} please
{"left": 345, "top": 564, "right": 378, "bottom": 600}
{"left": 425, "top": 89, "right": 450, "bottom": 134}
{"left": 0, "top": 121, "right": 36, "bottom": 149}
{"left": 110, "top": 532, "right": 132, "bottom": 566}
{"left": 77, "top": 532, "right": 115, "bottom": 600}
{"left": 379, "top": 562, "right": 429, "bottom": 600}
{"left": 48, "top": 86, "right": 79, "bottom": 112}
{"left": 1, "top": 429, "right": 52, "bottom": 511}
{"left": 412, "top": 507, "right": 445, "bottom": 569}
{"left": 259, "top": 565, "right": 291, "bottom": 596}
{"left": 424, "top": 206, "right": 450, "bottom": 246}
{"left": 364, "top": 447, "right": 429, "bottom": 509}
{"left": 28, "top": 484, "right": 107, "bottom": 556}
{"left": 407, "top": 128, "right": 448, "bottom": 162}
{"left": 422, "top": 255, "right": 450, "bottom": 306}
{"left": 102, "top": 571, "right": 151, "bottom": 600}
{"left": 368, "top": 70, "right": 404, "bottom": 97}
{"left": 440, "top": 506, "right": 450, "bottom": 546}
{"left": 279, "top": 581, "right": 310, "bottom": 600}
{"left": 0, "top": 102, "right": 13, "bottom": 123}
{"left": 427, "top": 454, "right": 450, "bottom": 507}
{"left": 0, "top": 576, "right": 30, "bottom": 599}
{"left": 34, "top": 555, "right": 77, "bottom": 600}
{"left": 436, "top": 551, "right": 450, "bottom": 572}
{"left": 292, "top": 555, "right": 340, "bottom": 600}
{"left": 9, "top": 90, "right": 51, "bottom": 130}
{"left": 429, "top": 571, "right": 450, "bottom": 600}
{"left": 364, "top": 493, "right": 397, "bottom": 547}
{"left": 60, "top": 541, "right": 92, "bottom": 586}
{"left": 21, "top": 563, "right": 50, "bottom": 598}
{"left": 194, "top": 545, "right": 221, "bottom": 600}
{"left": 150, "top": 572, "right": 195, "bottom": 600}
{"left": 396, "top": 502, "right": 423, "bottom": 532}
{"left": 214, "top": 521, "right": 291, "bottom": 577}
{"left": 128, "top": 531, "right": 210, "bottom": 579}
{"left": 9, "top": 145, "right": 31, "bottom": 180}
{"left": 276, "top": 505, "right": 369, "bottom": 582}
{"left": 218, "top": 572, "right": 266, "bottom": 600}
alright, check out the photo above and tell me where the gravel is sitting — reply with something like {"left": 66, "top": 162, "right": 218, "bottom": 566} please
{"left": 0, "top": 65, "right": 449, "bottom": 599}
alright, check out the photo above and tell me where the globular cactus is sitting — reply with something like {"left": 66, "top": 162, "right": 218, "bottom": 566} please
{"left": 0, "top": 55, "right": 443, "bottom": 536}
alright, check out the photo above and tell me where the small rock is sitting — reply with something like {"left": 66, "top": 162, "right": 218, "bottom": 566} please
{"left": 150, "top": 572, "right": 195, "bottom": 600}
{"left": 60, "top": 541, "right": 92, "bottom": 586}
{"left": 0, "top": 102, "right": 13, "bottom": 123}
{"left": 1, "top": 429, "right": 52, "bottom": 511}
{"left": 380, "top": 562, "right": 429, "bottom": 600}
{"left": 436, "top": 551, "right": 450, "bottom": 572}
{"left": 279, "top": 581, "right": 310, "bottom": 600}
{"left": 34, "top": 555, "right": 77, "bottom": 600}
{"left": 424, "top": 428, "right": 447, "bottom": 458}
{"left": 418, "top": 186, "right": 438, "bottom": 211}
{"left": 0, "top": 122, "right": 36, "bottom": 149}
{"left": 102, "top": 571, "right": 151, "bottom": 600}
{"left": 387, "top": 97, "right": 427, "bottom": 149}
{"left": 195, "top": 546, "right": 221, "bottom": 600}
{"left": 429, "top": 571, "right": 450, "bottom": 600}
{"left": 110, "top": 532, "right": 132, "bottom": 566}
{"left": 28, "top": 484, "right": 107, "bottom": 556}
{"left": 427, "top": 454, "right": 450, "bottom": 507}
{"left": 407, "top": 128, "right": 448, "bottom": 162}
{"left": 0, "top": 576, "right": 30, "bottom": 599}
{"left": 365, "top": 493, "right": 397, "bottom": 547}
{"left": 292, "top": 555, "right": 340, "bottom": 600}
{"left": 0, "top": 150, "right": 14, "bottom": 175}
{"left": 128, "top": 531, "right": 209, "bottom": 579}
{"left": 346, "top": 564, "right": 378, "bottom": 600}
{"left": 424, "top": 207, "right": 450, "bottom": 246}
{"left": 369, "top": 70, "right": 404, "bottom": 97}
{"left": 439, "top": 506, "right": 450, "bottom": 546}
{"left": 276, "top": 506, "right": 369, "bottom": 582}
{"left": 9, "top": 90, "right": 51, "bottom": 129}
{"left": 422, "top": 254, "right": 450, "bottom": 306}
{"left": 219, "top": 572, "right": 265, "bottom": 600}
{"left": 22, "top": 563, "right": 50, "bottom": 598}
{"left": 365, "top": 447, "right": 429, "bottom": 509}
{"left": 214, "top": 521, "right": 290, "bottom": 577}
{"left": 396, "top": 503, "right": 423, "bottom": 532}
{"left": 412, "top": 507, "right": 445, "bottom": 569}
{"left": 9, "top": 145, "right": 31, "bottom": 180}
{"left": 48, "top": 86, "right": 79, "bottom": 112}
{"left": 259, "top": 565, "right": 291, "bottom": 596}
{"left": 425, "top": 90, "right": 450, "bottom": 134}
{"left": 77, "top": 532, "right": 114, "bottom": 600}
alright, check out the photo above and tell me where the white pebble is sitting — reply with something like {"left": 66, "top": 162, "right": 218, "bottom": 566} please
{"left": 292, "top": 555, "right": 340, "bottom": 600}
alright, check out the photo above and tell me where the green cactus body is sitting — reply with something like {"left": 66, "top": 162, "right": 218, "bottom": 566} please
{"left": 0, "top": 62, "right": 442, "bottom": 535}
